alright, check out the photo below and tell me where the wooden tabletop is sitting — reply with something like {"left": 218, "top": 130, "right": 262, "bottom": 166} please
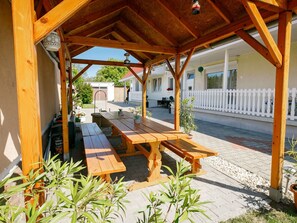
{"left": 103, "top": 113, "right": 188, "bottom": 144}
{"left": 99, "top": 111, "right": 134, "bottom": 120}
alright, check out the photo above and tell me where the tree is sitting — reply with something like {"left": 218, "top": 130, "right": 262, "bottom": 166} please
{"left": 95, "top": 58, "right": 128, "bottom": 86}
{"left": 72, "top": 65, "right": 93, "bottom": 105}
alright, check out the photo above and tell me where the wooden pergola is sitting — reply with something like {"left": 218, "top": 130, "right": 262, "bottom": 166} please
{"left": 12, "top": 0, "right": 297, "bottom": 201}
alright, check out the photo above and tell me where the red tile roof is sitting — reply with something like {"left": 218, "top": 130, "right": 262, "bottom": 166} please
{"left": 121, "top": 67, "right": 143, "bottom": 80}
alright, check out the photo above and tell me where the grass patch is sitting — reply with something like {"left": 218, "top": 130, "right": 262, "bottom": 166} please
{"left": 82, "top": 104, "right": 96, "bottom": 108}
{"left": 221, "top": 201, "right": 297, "bottom": 223}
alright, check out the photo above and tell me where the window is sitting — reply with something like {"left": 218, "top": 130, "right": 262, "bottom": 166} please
{"left": 188, "top": 73, "right": 195, "bottom": 80}
{"left": 152, "top": 77, "right": 162, "bottom": 92}
{"left": 168, "top": 77, "right": 173, "bottom": 90}
{"left": 206, "top": 69, "right": 237, "bottom": 89}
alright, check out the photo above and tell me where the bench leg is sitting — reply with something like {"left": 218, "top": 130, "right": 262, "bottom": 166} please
{"left": 100, "top": 174, "right": 111, "bottom": 183}
{"left": 192, "top": 159, "right": 202, "bottom": 174}
{"left": 147, "top": 142, "right": 162, "bottom": 182}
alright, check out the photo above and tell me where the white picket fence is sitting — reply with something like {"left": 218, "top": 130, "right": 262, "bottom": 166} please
{"left": 183, "top": 88, "right": 297, "bottom": 121}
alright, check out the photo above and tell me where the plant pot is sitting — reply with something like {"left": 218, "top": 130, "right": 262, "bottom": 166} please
{"left": 134, "top": 118, "right": 141, "bottom": 124}
{"left": 290, "top": 183, "right": 297, "bottom": 209}
{"left": 186, "top": 133, "right": 193, "bottom": 139}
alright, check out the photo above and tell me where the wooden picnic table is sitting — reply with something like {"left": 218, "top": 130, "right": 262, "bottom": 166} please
{"left": 99, "top": 112, "right": 189, "bottom": 182}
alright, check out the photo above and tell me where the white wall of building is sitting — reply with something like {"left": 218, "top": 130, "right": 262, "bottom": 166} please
{"left": 89, "top": 82, "right": 114, "bottom": 101}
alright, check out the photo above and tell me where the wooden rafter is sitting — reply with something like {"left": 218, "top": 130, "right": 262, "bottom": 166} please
{"left": 127, "top": 2, "right": 178, "bottom": 46}
{"left": 69, "top": 28, "right": 114, "bottom": 56}
{"left": 205, "top": 0, "right": 233, "bottom": 23}
{"left": 72, "top": 58, "right": 144, "bottom": 68}
{"left": 178, "top": 48, "right": 195, "bottom": 80}
{"left": 236, "top": 29, "right": 275, "bottom": 65}
{"left": 34, "top": 0, "right": 91, "bottom": 43}
{"left": 250, "top": 0, "right": 287, "bottom": 12}
{"left": 64, "top": 1, "right": 126, "bottom": 34}
{"left": 145, "top": 54, "right": 174, "bottom": 67}
{"left": 156, "top": 0, "right": 200, "bottom": 38}
{"left": 65, "top": 36, "right": 177, "bottom": 54}
{"left": 72, "top": 64, "right": 92, "bottom": 82}
{"left": 128, "top": 67, "right": 143, "bottom": 83}
{"left": 165, "top": 59, "right": 176, "bottom": 78}
{"left": 35, "top": 0, "right": 44, "bottom": 19}
{"left": 243, "top": 0, "right": 282, "bottom": 67}
{"left": 288, "top": 0, "right": 297, "bottom": 13}
{"left": 111, "top": 31, "right": 147, "bottom": 63}
{"left": 118, "top": 19, "right": 156, "bottom": 45}
{"left": 178, "top": 10, "right": 276, "bottom": 53}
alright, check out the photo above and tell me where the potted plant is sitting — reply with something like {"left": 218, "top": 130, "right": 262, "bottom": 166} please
{"left": 180, "top": 97, "right": 197, "bottom": 137}
{"left": 286, "top": 138, "right": 297, "bottom": 209}
{"left": 75, "top": 111, "right": 86, "bottom": 123}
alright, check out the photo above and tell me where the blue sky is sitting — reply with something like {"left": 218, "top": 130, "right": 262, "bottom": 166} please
{"left": 74, "top": 47, "right": 138, "bottom": 77}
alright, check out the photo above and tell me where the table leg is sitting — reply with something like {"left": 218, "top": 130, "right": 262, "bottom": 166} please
{"left": 126, "top": 141, "right": 135, "bottom": 154}
{"left": 147, "top": 142, "right": 162, "bottom": 182}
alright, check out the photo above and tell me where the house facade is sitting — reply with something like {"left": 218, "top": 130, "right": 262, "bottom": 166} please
{"left": 121, "top": 19, "right": 297, "bottom": 137}
{"left": 0, "top": 1, "right": 61, "bottom": 179}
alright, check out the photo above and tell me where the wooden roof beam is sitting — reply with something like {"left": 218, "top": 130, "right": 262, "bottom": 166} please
{"left": 243, "top": 0, "right": 282, "bottom": 67}
{"left": 71, "top": 46, "right": 93, "bottom": 57}
{"left": 34, "top": 0, "right": 91, "bottom": 44}
{"left": 205, "top": 0, "right": 233, "bottom": 23}
{"left": 128, "top": 67, "right": 143, "bottom": 83}
{"left": 72, "top": 64, "right": 92, "bottom": 82}
{"left": 288, "top": 0, "right": 297, "bottom": 14}
{"left": 236, "top": 29, "right": 275, "bottom": 65}
{"left": 127, "top": 2, "right": 178, "bottom": 46}
{"left": 111, "top": 30, "right": 150, "bottom": 62}
{"left": 178, "top": 10, "right": 276, "bottom": 53}
{"left": 145, "top": 54, "right": 173, "bottom": 67}
{"left": 156, "top": 0, "right": 201, "bottom": 38}
{"left": 250, "top": 0, "right": 287, "bottom": 12}
{"left": 118, "top": 19, "right": 156, "bottom": 45}
{"left": 165, "top": 59, "right": 176, "bottom": 78}
{"left": 72, "top": 58, "right": 144, "bottom": 68}
{"left": 65, "top": 36, "right": 177, "bottom": 54}
{"left": 64, "top": 1, "right": 127, "bottom": 34}
{"left": 178, "top": 48, "right": 195, "bottom": 80}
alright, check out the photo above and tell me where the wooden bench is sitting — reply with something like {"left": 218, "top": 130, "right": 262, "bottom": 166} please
{"left": 161, "top": 138, "right": 218, "bottom": 174}
{"left": 81, "top": 124, "right": 126, "bottom": 182}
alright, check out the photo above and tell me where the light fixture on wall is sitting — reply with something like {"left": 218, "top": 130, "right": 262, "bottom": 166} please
{"left": 43, "top": 31, "right": 61, "bottom": 52}
{"left": 192, "top": 0, "right": 201, "bottom": 15}
{"left": 198, "top": 66, "right": 204, "bottom": 74}
{"left": 123, "top": 53, "right": 130, "bottom": 66}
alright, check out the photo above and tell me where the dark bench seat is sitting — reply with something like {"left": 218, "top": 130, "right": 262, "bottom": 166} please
{"left": 161, "top": 138, "right": 218, "bottom": 174}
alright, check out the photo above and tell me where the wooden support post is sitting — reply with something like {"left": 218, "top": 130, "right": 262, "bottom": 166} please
{"left": 69, "top": 62, "right": 73, "bottom": 112}
{"left": 12, "top": 0, "right": 44, "bottom": 203}
{"left": 174, "top": 54, "right": 181, "bottom": 130}
{"left": 270, "top": 11, "right": 292, "bottom": 202}
{"left": 58, "top": 44, "right": 70, "bottom": 160}
{"left": 12, "top": 0, "right": 43, "bottom": 175}
{"left": 142, "top": 67, "right": 147, "bottom": 118}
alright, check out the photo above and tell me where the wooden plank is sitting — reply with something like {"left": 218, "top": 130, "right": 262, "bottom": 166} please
{"left": 142, "top": 67, "right": 147, "bottom": 118}
{"left": 205, "top": 0, "right": 233, "bottom": 23}
{"left": 128, "top": 67, "right": 142, "bottom": 83}
{"left": 243, "top": 1, "right": 282, "bottom": 68}
{"left": 12, "top": 0, "right": 43, "bottom": 175}
{"left": 174, "top": 54, "right": 181, "bottom": 131}
{"left": 64, "top": 36, "right": 177, "bottom": 55}
{"left": 250, "top": 0, "right": 287, "bottom": 12}
{"left": 178, "top": 48, "right": 195, "bottom": 80}
{"left": 270, "top": 11, "right": 292, "bottom": 197}
{"left": 72, "top": 64, "right": 92, "bottom": 82}
{"left": 58, "top": 44, "right": 70, "bottom": 160}
{"left": 72, "top": 58, "right": 144, "bottom": 68}
{"left": 156, "top": 0, "right": 201, "bottom": 38}
{"left": 34, "top": 0, "right": 91, "bottom": 43}
{"left": 236, "top": 29, "right": 275, "bottom": 66}
{"left": 178, "top": 10, "right": 277, "bottom": 53}
{"left": 108, "top": 119, "right": 146, "bottom": 144}
{"left": 145, "top": 54, "right": 173, "bottom": 67}
{"left": 127, "top": 2, "right": 178, "bottom": 46}
{"left": 165, "top": 59, "right": 176, "bottom": 78}
{"left": 119, "top": 119, "right": 157, "bottom": 143}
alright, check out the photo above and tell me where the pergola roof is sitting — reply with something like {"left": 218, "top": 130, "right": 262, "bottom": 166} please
{"left": 35, "top": 0, "right": 297, "bottom": 66}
